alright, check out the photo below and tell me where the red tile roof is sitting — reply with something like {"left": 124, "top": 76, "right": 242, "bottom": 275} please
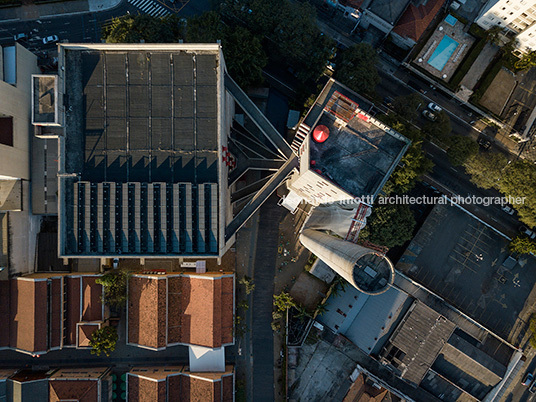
{"left": 10, "top": 279, "right": 49, "bottom": 353}
{"left": 128, "top": 274, "right": 234, "bottom": 349}
{"left": 393, "top": 0, "right": 446, "bottom": 42}
{"left": 81, "top": 276, "right": 103, "bottom": 321}
{"left": 50, "top": 278, "right": 63, "bottom": 349}
{"left": 128, "top": 375, "right": 167, "bottom": 402}
{"left": 78, "top": 323, "right": 99, "bottom": 348}
{"left": 128, "top": 276, "right": 167, "bottom": 349}
{"left": 128, "top": 366, "right": 234, "bottom": 402}
{"left": 3, "top": 275, "right": 104, "bottom": 354}
{"left": 65, "top": 276, "right": 81, "bottom": 346}
{"left": 49, "top": 379, "right": 99, "bottom": 402}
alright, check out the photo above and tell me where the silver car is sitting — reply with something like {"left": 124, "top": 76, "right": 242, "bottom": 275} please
{"left": 42, "top": 35, "right": 59, "bottom": 44}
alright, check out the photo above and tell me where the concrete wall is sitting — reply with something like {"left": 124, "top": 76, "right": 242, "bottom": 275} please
{"left": 0, "top": 44, "right": 39, "bottom": 180}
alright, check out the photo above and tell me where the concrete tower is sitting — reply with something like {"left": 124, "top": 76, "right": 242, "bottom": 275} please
{"left": 300, "top": 229, "right": 394, "bottom": 295}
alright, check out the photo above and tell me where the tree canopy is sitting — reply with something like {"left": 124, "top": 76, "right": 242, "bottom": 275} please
{"left": 463, "top": 151, "right": 508, "bottom": 189}
{"left": 384, "top": 141, "right": 434, "bottom": 195}
{"left": 446, "top": 135, "right": 479, "bottom": 166}
{"left": 96, "top": 269, "right": 130, "bottom": 309}
{"left": 185, "top": 11, "right": 267, "bottom": 88}
{"left": 221, "top": 0, "right": 333, "bottom": 84}
{"left": 334, "top": 43, "right": 380, "bottom": 97}
{"left": 421, "top": 110, "right": 451, "bottom": 141}
{"left": 392, "top": 93, "right": 424, "bottom": 124}
{"left": 102, "top": 14, "right": 184, "bottom": 43}
{"left": 359, "top": 203, "right": 416, "bottom": 248}
{"left": 499, "top": 160, "right": 536, "bottom": 227}
{"left": 89, "top": 326, "right": 118, "bottom": 357}
{"left": 273, "top": 292, "right": 296, "bottom": 312}
{"left": 464, "top": 154, "right": 536, "bottom": 227}
{"left": 509, "top": 235, "right": 536, "bottom": 255}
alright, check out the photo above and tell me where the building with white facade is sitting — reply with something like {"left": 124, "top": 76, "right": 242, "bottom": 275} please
{"left": 476, "top": 0, "right": 536, "bottom": 53}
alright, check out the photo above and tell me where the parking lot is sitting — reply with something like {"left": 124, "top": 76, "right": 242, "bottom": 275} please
{"left": 397, "top": 203, "right": 536, "bottom": 345}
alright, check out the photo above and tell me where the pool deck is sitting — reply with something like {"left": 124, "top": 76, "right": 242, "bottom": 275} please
{"left": 414, "top": 18, "right": 475, "bottom": 80}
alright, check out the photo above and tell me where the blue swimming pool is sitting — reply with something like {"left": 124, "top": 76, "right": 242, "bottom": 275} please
{"left": 427, "top": 36, "right": 459, "bottom": 71}
{"left": 445, "top": 14, "right": 457, "bottom": 26}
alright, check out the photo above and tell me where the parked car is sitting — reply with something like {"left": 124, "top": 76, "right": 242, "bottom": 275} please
{"left": 422, "top": 109, "right": 437, "bottom": 121}
{"left": 501, "top": 204, "right": 515, "bottom": 215}
{"left": 520, "top": 226, "right": 536, "bottom": 239}
{"left": 42, "top": 35, "right": 59, "bottom": 45}
{"left": 428, "top": 102, "right": 442, "bottom": 112}
{"left": 13, "top": 33, "right": 27, "bottom": 41}
{"left": 477, "top": 137, "right": 491, "bottom": 149}
{"left": 523, "top": 372, "right": 534, "bottom": 386}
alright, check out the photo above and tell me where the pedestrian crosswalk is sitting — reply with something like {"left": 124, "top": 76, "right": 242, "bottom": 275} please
{"left": 128, "top": 0, "right": 172, "bottom": 17}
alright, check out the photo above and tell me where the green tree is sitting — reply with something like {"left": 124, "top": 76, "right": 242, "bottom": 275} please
{"left": 273, "top": 292, "right": 296, "bottom": 312}
{"left": 485, "top": 26, "right": 504, "bottom": 45}
{"left": 446, "top": 135, "right": 479, "bottom": 166}
{"left": 222, "top": 0, "right": 333, "bottom": 84}
{"left": 334, "top": 43, "right": 380, "bottom": 97}
{"left": 239, "top": 275, "right": 255, "bottom": 295}
{"left": 96, "top": 269, "right": 130, "bottom": 308}
{"left": 515, "top": 50, "right": 536, "bottom": 70}
{"left": 102, "top": 14, "right": 184, "bottom": 43}
{"left": 89, "top": 326, "right": 118, "bottom": 357}
{"left": 186, "top": 11, "right": 267, "bottom": 88}
{"left": 422, "top": 110, "right": 451, "bottom": 142}
{"left": 392, "top": 93, "right": 424, "bottom": 124}
{"left": 463, "top": 152, "right": 509, "bottom": 189}
{"left": 384, "top": 141, "right": 434, "bottom": 194}
{"left": 509, "top": 235, "right": 536, "bottom": 255}
{"left": 359, "top": 203, "right": 416, "bottom": 248}
{"left": 499, "top": 160, "right": 536, "bottom": 227}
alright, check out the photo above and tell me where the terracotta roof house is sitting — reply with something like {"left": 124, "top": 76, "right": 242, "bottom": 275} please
{"left": 0, "top": 274, "right": 106, "bottom": 355}
{"left": 392, "top": 0, "right": 446, "bottom": 48}
{"left": 343, "top": 373, "right": 395, "bottom": 402}
{"left": 127, "top": 366, "right": 234, "bottom": 402}
{"left": 49, "top": 367, "right": 112, "bottom": 402}
{"left": 127, "top": 273, "right": 234, "bottom": 350}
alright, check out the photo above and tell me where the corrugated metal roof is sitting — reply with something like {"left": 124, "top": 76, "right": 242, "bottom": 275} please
{"left": 387, "top": 301, "right": 456, "bottom": 386}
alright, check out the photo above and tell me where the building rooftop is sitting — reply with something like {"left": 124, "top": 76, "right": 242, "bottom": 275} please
{"left": 32, "top": 75, "right": 57, "bottom": 125}
{"left": 367, "top": 0, "right": 411, "bottom": 24}
{"left": 58, "top": 44, "right": 224, "bottom": 258}
{"left": 397, "top": 203, "right": 536, "bottom": 345}
{"left": 381, "top": 300, "right": 456, "bottom": 386}
{"left": 393, "top": 0, "right": 446, "bottom": 42}
{"left": 318, "top": 285, "right": 410, "bottom": 354}
{"left": 300, "top": 80, "right": 410, "bottom": 201}
{"left": 1, "top": 275, "right": 104, "bottom": 354}
{"left": 127, "top": 273, "right": 234, "bottom": 350}
{"left": 127, "top": 366, "right": 234, "bottom": 402}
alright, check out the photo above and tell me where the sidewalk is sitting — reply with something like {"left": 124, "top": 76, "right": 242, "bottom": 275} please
{"left": 0, "top": 0, "right": 121, "bottom": 22}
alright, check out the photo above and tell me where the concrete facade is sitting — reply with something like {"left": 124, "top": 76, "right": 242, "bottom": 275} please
{"left": 476, "top": 0, "right": 536, "bottom": 53}
{"left": 0, "top": 44, "right": 40, "bottom": 181}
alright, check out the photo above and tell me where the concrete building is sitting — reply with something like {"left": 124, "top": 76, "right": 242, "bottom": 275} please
{"left": 476, "top": 0, "right": 536, "bottom": 53}
{"left": 0, "top": 43, "right": 39, "bottom": 182}
{"left": 285, "top": 79, "right": 409, "bottom": 290}
{"left": 0, "top": 43, "right": 42, "bottom": 277}
{"left": 51, "top": 43, "right": 295, "bottom": 262}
